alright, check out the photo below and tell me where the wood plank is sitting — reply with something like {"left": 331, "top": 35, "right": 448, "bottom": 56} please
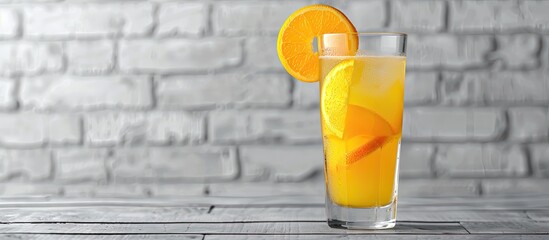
{"left": 0, "top": 222, "right": 467, "bottom": 234}
{"left": 205, "top": 235, "right": 549, "bottom": 240}
{"left": 208, "top": 207, "right": 325, "bottom": 222}
{"left": 461, "top": 221, "right": 549, "bottom": 234}
{"left": 0, "top": 207, "right": 210, "bottom": 223}
{"left": 526, "top": 210, "right": 549, "bottom": 221}
{"left": 399, "top": 196, "right": 549, "bottom": 211}
{"left": 0, "top": 205, "right": 535, "bottom": 224}
{"left": 398, "top": 210, "right": 529, "bottom": 222}
{"left": 0, "top": 235, "right": 546, "bottom": 240}
{"left": 0, "top": 196, "right": 324, "bottom": 207}
{"left": 0, "top": 235, "right": 202, "bottom": 240}
{"left": 209, "top": 207, "right": 530, "bottom": 223}
{"left": 0, "top": 195, "right": 548, "bottom": 209}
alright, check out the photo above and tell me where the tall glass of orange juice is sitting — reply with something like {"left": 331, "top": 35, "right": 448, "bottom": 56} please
{"left": 319, "top": 33, "right": 407, "bottom": 229}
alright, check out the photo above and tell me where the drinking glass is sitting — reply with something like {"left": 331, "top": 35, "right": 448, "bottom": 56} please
{"left": 319, "top": 33, "right": 407, "bottom": 229}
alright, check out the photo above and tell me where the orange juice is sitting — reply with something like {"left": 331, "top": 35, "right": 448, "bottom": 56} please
{"left": 320, "top": 55, "right": 406, "bottom": 208}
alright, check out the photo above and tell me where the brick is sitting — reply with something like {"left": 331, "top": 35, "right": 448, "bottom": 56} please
{"left": 111, "top": 147, "right": 238, "bottom": 181}
{"left": 0, "top": 0, "right": 58, "bottom": 2}
{"left": 85, "top": 112, "right": 205, "bottom": 146}
{"left": 149, "top": 184, "right": 206, "bottom": 197}
{"left": 508, "top": 108, "right": 549, "bottom": 142}
{"left": 24, "top": 3, "right": 153, "bottom": 38}
{"left": 245, "top": 37, "right": 282, "bottom": 71}
{"left": 20, "top": 75, "right": 152, "bottom": 110}
{"left": 63, "top": 184, "right": 148, "bottom": 198}
{"left": 157, "top": 2, "right": 208, "bottom": 37}
{"left": 447, "top": 72, "right": 549, "bottom": 105}
{"left": 399, "top": 144, "right": 434, "bottom": 178}
{"left": 402, "top": 108, "right": 506, "bottom": 141}
{"left": 523, "top": 0, "right": 549, "bottom": 32}
{"left": 0, "top": 79, "right": 16, "bottom": 110}
{"left": 435, "top": 144, "right": 528, "bottom": 177}
{"left": 482, "top": 179, "right": 549, "bottom": 196}
{"left": 530, "top": 144, "right": 549, "bottom": 177}
{"left": 490, "top": 34, "right": 540, "bottom": 69}
{"left": 0, "top": 9, "right": 18, "bottom": 38}
{"left": 407, "top": 35, "right": 493, "bottom": 69}
{"left": 240, "top": 145, "right": 323, "bottom": 182}
{"left": 0, "top": 184, "right": 61, "bottom": 197}
{"left": 293, "top": 81, "right": 319, "bottom": 108}
{"left": 158, "top": 74, "right": 290, "bottom": 109}
{"left": 440, "top": 71, "right": 480, "bottom": 105}
{"left": 54, "top": 149, "right": 108, "bottom": 182}
{"left": 0, "top": 42, "right": 63, "bottom": 77}
{"left": 391, "top": 0, "right": 445, "bottom": 32}
{"left": 213, "top": 1, "right": 306, "bottom": 35}
{"left": 0, "top": 149, "right": 51, "bottom": 181}
{"left": 210, "top": 110, "right": 321, "bottom": 144}
{"left": 344, "top": 0, "right": 386, "bottom": 31}
{"left": 67, "top": 40, "right": 114, "bottom": 75}
{"left": 404, "top": 72, "right": 438, "bottom": 105}
{"left": 449, "top": 0, "right": 526, "bottom": 32}
{"left": 119, "top": 39, "right": 242, "bottom": 73}
{"left": 208, "top": 182, "right": 325, "bottom": 197}
{"left": 0, "top": 113, "right": 80, "bottom": 147}
{"left": 484, "top": 72, "right": 549, "bottom": 104}
{"left": 399, "top": 179, "right": 480, "bottom": 197}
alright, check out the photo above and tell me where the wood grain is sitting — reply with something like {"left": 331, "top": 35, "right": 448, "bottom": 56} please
{"left": 0, "top": 235, "right": 203, "bottom": 240}
{"left": 0, "top": 196, "right": 546, "bottom": 237}
{"left": 397, "top": 210, "right": 529, "bottom": 222}
{"left": 0, "top": 207, "right": 210, "bottom": 223}
{"left": 0, "top": 222, "right": 467, "bottom": 235}
{"left": 208, "top": 207, "right": 324, "bottom": 222}
{"left": 205, "top": 235, "right": 549, "bottom": 240}
{"left": 460, "top": 221, "right": 549, "bottom": 234}
{"left": 526, "top": 210, "right": 549, "bottom": 221}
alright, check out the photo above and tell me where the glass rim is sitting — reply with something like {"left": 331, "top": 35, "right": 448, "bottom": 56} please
{"left": 320, "top": 32, "right": 407, "bottom": 38}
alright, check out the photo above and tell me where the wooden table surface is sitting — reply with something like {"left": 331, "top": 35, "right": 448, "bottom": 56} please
{"left": 0, "top": 195, "right": 548, "bottom": 239}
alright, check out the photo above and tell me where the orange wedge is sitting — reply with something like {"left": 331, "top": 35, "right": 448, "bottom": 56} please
{"left": 321, "top": 59, "right": 354, "bottom": 138}
{"left": 346, "top": 136, "right": 390, "bottom": 165}
{"left": 277, "top": 4, "right": 357, "bottom": 82}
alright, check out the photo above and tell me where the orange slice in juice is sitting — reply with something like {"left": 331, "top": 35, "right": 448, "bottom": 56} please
{"left": 321, "top": 59, "right": 354, "bottom": 138}
{"left": 343, "top": 105, "right": 395, "bottom": 164}
{"left": 322, "top": 61, "right": 395, "bottom": 164}
{"left": 277, "top": 4, "right": 357, "bottom": 82}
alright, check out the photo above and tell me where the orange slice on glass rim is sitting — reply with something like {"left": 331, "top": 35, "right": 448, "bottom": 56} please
{"left": 277, "top": 4, "right": 358, "bottom": 82}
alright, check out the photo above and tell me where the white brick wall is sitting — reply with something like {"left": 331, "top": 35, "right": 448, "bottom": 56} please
{"left": 111, "top": 147, "right": 238, "bottom": 181}
{"left": 0, "top": 79, "right": 16, "bottom": 110}
{"left": 407, "top": 35, "right": 493, "bottom": 68}
{"left": 0, "top": 0, "right": 547, "bottom": 198}
{"left": 66, "top": 40, "right": 114, "bottom": 75}
{"left": 0, "top": 113, "right": 80, "bottom": 147}
{"left": 157, "top": 74, "right": 291, "bottom": 109}
{"left": 119, "top": 39, "right": 242, "bottom": 73}
{"left": 24, "top": 3, "right": 154, "bottom": 38}
{"left": 20, "top": 76, "right": 153, "bottom": 110}
{"left": 239, "top": 145, "right": 323, "bottom": 181}
{"left": 84, "top": 112, "right": 205, "bottom": 146}
{"left": 0, "top": 150, "right": 52, "bottom": 181}
{"left": 0, "top": 42, "right": 63, "bottom": 76}
{"left": 391, "top": 0, "right": 445, "bottom": 32}
{"left": 0, "top": 9, "right": 18, "bottom": 38}
{"left": 157, "top": 2, "right": 209, "bottom": 37}
{"left": 435, "top": 144, "right": 528, "bottom": 177}
{"left": 209, "top": 110, "right": 321, "bottom": 144}
{"left": 344, "top": 0, "right": 387, "bottom": 32}
{"left": 213, "top": 1, "right": 307, "bottom": 35}
{"left": 402, "top": 108, "right": 506, "bottom": 141}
